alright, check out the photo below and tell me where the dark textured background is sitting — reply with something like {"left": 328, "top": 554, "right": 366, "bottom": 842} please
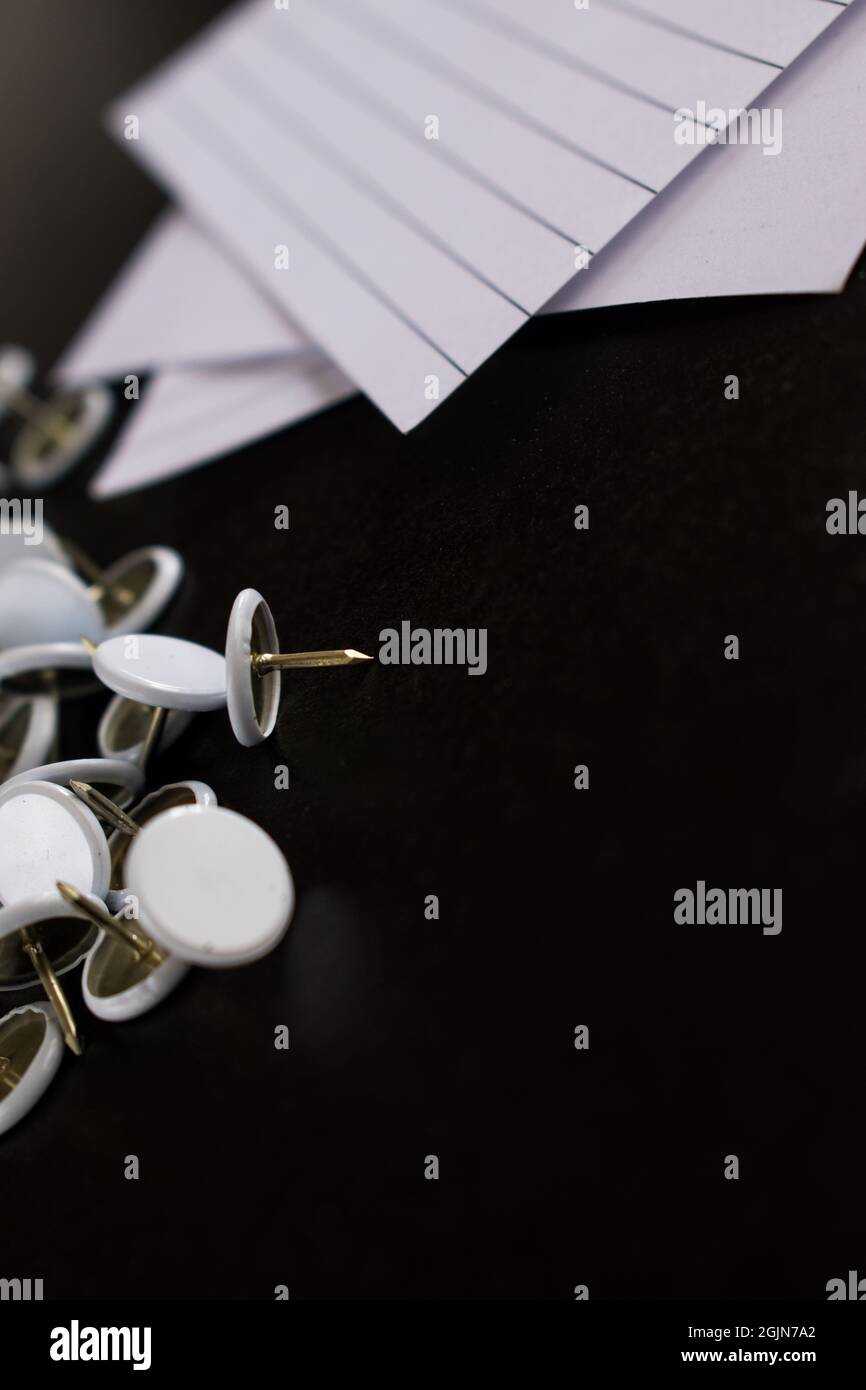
{"left": 1, "top": 1, "right": 865, "bottom": 1300}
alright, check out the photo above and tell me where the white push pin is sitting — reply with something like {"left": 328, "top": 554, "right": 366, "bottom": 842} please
{"left": 0, "top": 544, "right": 183, "bottom": 650}
{"left": 0, "top": 1003, "right": 64, "bottom": 1137}
{"left": 91, "top": 587, "right": 373, "bottom": 748}
{"left": 98, "top": 695, "right": 193, "bottom": 768}
{"left": 66, "top": 782, "right": 215, "bottom": 1021}
{"left": 0, "top": 780, "right": 111, "bottom": 908}
{"left": 0, "top": 895, "right": 99, "bottom": 1056}
{"left": 0, "top": 692, "right": 58, "bottom": 783}
{"left": 0, "top": 344, "right": 113, "bottom": 489}
{"left": 60, "top": 801, "right": 294, "bottom": 975}
{"left": 4, "top": 756, "right": 145, "bottom": 808}
{"left": 0, "top": 640, "right": 95, "bottom": 700}
{"left": 0, "top": 345, "right": 36, "bottom": 430}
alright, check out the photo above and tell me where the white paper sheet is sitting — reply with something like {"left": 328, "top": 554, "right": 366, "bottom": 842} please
{"left": 109, "top": 0, "right": 846, "bottom": 430}
{"left": 56, "top": 208, "right": 314, "bottom": 383}
{"left": 547, "top": 0, "right": 866, "bottom": 311}
{"left": 61, "top": 0, "right": 866, "bottom": 390}
{"left": 90, "top": 356, "right": 355, "bottom": 498}
{"left": 612, "top": 0, "right": 847, "bottom": 68}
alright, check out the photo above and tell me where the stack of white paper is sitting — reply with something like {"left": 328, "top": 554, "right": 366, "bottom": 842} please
{"left": 56, "top": 0, "right": 865, "bottom": 496}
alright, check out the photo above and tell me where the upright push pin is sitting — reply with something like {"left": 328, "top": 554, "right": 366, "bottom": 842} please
{"left": 0, "top": 343, "right": 113, "bottom": 489}
{"left": 89, "top": 587, "right": 373, "bottom": 747}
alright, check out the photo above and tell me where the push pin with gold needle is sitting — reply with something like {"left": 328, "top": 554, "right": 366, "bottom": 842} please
{"left": 89, "top": 586, "right": 374, "bottom": 749}
{"left": 0, "top": 1002, "right": 65, "bottom": 1136}
{"left": 98, "top": 692, "right": 192, "bottom": 770}
{"left": 60, "top": 787, "right": 294, "bottom": 973}
{"left": 0, "top": 691, "right": 58, "bottom": 785}
{"left": 0, "top": 776, "right": 113, "bottom": 1054}
{"left": 0, "top": 639, "right": 96, "bottom": 703}
{"left": 0, "top": 540, "right": 183, "bottom": 650}
{"left": 0, "top": 895, "right": 99, "bottom": 1057}
{"left": 0, "top": 343, "right": 114, "bottom": 489}
{"left": 65, "top": 778, "right": 216, "bottom": 1019}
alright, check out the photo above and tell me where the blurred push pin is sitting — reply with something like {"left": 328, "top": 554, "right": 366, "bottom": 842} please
{"left": 0, "top": 543, "right": 182, "bottom": 649}
{"left": 0, "top": 343, "right": 113, "bottom": 489}
{"left": 0, "top": 640, "right": 96, "bottom": 700}
{"left": 89, "top": 586, "right": 373, "bottom": 747}
{"left": 0, "top": 692, "right": 58, "bottom": 785}
{"left": 0, "top": 1003, "right": 64, "bottom": 1136}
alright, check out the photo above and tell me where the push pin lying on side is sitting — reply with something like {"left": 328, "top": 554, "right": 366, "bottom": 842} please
{"left": 65, "top": 780, "right": 215, "bottom": 1020}
{"left": 0, "top": 779, "right": 111, "bottom": 909}
{"left": 59, "top": 795, "right": 294, "bottom": 1018}
{"left": 0, "top": 895, "right": 99, "bottom": 1057}
{"left": 0, "top": 1003, "right": 64, "bottom": 1137}
{"left": 0, "top": 640, "right": 96, "bottom": 701}
{"left": 0, "top": 543, "right": 182, "bottom": 650}
{"left": 0, "top": 779, "right": 110, "bottom": 1054}
{"left": 0, "top": 692, "right": 58, "bottom": 784}
{"left": 0, "top": 343, "right": 114, "bottom": 489}
{"left": 4, "top": 755, "right": 145, "bottom": 808}
{"left": 89, "top": 587, "right": 373, "bottom": 748}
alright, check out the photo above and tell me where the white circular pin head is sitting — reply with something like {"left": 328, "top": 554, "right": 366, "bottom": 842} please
{"left": 93, "top": 634, "right": 226, "bottom": 711}
{"left": 125, "top": 804, "right": 294, "bottom": 967}
{"left": 98, "top": 695, "right": 192, "bottom": 764}
{"left": 82, "top": 912, "right": 189, "bottom": 1023}
{"left": 0, "top": 693, "right": 58, "bottom": 783}
{"left": 0, "top": 344, "right": 36, "bottom": 429}
{"left": 100, "top": 546, "right": 184, "bottom": 637}
{"left": 4, "top": 756, "right": 145, "bottom": 809}
{"left": 226, "top": 588, "right": 281, "bottom": 747}
{"left": 105, "top": 780, "right": 218, "bottom": 912}
{"left": 0, "top": 640, "right": 95, "bottom": 700}
{"left": 0, "top": 558, "right": 106, "bottom": 649}
{"left": 0, "top": 780, "right": 110, "bottom": 906}
{"left": 11, "top": 384, "right": 114, "bottom": 489}
{"left": 0, "top": 1003, "right": 63, "bottom": 1137}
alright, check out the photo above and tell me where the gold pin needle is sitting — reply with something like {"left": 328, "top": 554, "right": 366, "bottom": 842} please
{"left": 79, "top": 635, "right": 97, "bottom": 656}
{"left": 56, "top": 881, "right": 165, "bottom": 970}
{"left": 0, "top": 1055, "right": 22, "bottom": 1088}
{"left": 19, "top": 928, "right": 82, "bottom": 1056}
{"left": 251, "top": 648, "right": 374, "bottom": 675}
{"left": 137, "top": 706, "right": 167, "bottom": 771}
{"left": 69, "top": 780, "right": 140, "bottom": 837}
{"left": 62, "top": 542, "right": 136, "bottom": 608}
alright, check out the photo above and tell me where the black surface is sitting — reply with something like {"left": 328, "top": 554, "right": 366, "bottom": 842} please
{"left": 2, "top": 1, "right": 866, "bottom": 1300}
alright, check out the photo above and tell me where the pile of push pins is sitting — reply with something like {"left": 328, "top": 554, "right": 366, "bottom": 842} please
{"left": 0, "top": 348, "right": 373, "bottom": 1134}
